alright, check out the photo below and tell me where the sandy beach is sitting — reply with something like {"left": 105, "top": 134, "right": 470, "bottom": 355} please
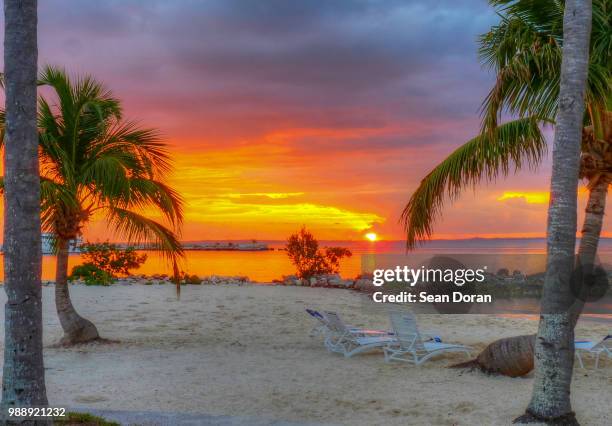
{"left": 0, "top": 283, "right": 609, "bottom": 425}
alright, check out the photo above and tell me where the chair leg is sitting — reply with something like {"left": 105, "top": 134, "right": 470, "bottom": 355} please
{"left": 576, "top": 352, "right": 585, "bottom": 369}
{"left": 594, "top": 352, "right": 600, "bottom": 370}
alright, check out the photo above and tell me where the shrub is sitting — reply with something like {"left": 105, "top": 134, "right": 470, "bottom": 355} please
{"left": 69, "top": 242, "right": 147, "bottom": 285}
{"left": 286, "top": 227, "right": 352, "bottom": 279}
{"left": 186, "top": 274, "right": 203, "bottom": 284}
{"left": 69, "top": 263, "right": 114, "bottom": 286}
{"left": 80, "top": 242, "right": 147, "bottom": 276}
{"left": 175, "top": 271, "right": 203, "bottom": 285}
{"left": 54, "top": 411, "right": 120, "bottom": 426}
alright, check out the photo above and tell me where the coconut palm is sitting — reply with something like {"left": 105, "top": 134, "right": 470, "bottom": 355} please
{"left": 403, "top": 0, "right": 610, "bottom": 255}
{"left": 518, "top": 1, "right": 592, "bottom": 423}
{"left": 2, "top": 66, "right": 184, "bottom": 345}
{"left": 402, "top": 0, "right": 610, "bottom": 379}
{"left": 1, "top": 0, "right": 49, "bottom": 409}
{"left": 403, "top": 0, "right": 611, "bottom": 292}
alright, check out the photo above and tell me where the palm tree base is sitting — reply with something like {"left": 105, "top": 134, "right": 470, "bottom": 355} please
{"left": 513, "top": 410, "right": 579, "bottom": 425}
{"left": 58, "top": 317, "right": 100, "bottom": 346}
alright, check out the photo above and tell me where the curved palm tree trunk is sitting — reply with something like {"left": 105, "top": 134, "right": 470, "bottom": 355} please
{"left": 577, "top": 179, "right": 607, "bottom": 264}
{"left": 570, "top": 177, "right": 608, "bottom": 327}
{"left": 1, "top": 0, "right": 49, "bottom": 411}
{"left": 55, "top": 238, "right": 100, "bottom": 345}
{"left": 453, "top": 182, "right": 608, "bottom": 377}
{"left": 515, "top": 1, "right": 591, "bottom": 424}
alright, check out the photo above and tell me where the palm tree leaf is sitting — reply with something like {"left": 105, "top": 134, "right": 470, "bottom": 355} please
{"left": 480, "top": 0, "right": 611, "bottom": 129}
{"left": 111, "top": 177, "right": 184, "bottom": 227}
{"left": 105, "top": 207, "right": 184, "bottom": 263}
{"left": 39, "top": 177, "right": 79, "bottom": 232}
{"left": 402, "top": 117, "right": 546, "bottom": 249}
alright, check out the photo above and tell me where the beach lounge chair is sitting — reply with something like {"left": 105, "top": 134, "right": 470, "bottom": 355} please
{"left": 305, "top": 309, "right": 330, "bottom": 337}
{"left": 305, "top": 309, "right": 391, "bottom": 338}
{"left": 575, "top": 335, "right": 612, "bottom": 369}
{"left": 322, "top": 311, "right": 395, "bottom": 357}
{"left": 383, "top": 310, "right": 471, "bottom": 365}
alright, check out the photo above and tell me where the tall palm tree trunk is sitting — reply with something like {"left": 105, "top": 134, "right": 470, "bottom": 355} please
{"left": 55, "top": 238, "right": 99, "bottom": 345}
{"left": 1, "top": 0, "right": 49, "bottom": 412}
{"left": 515, "top": 1, "right": 591, "bottom": 424}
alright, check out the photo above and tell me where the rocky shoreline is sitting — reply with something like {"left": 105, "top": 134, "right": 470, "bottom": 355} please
{"left": 18, "top": 268, "right": 612, "bottom": 301}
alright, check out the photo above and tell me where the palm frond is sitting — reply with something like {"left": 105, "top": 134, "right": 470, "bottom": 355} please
{"left": 105, "top": 207, "right": 184, "bottom": 263}
{"left": 111, "top": 178, "right": 184, "bottom": 227}
{"left": 40, "top": 177, "right": 79, "bottom": 232}
{"left": 86, "top": 120, "right": 171, "bottom": 177}
{"left": 480, "top": 0, "right": 611, "bottom": 129}
{"left": 402, "top": 118, "right": 546, "bottom": 249}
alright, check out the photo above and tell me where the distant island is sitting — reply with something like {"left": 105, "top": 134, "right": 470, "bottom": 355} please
{"left": 108, "top": 241, "right": 273, "bottom": 251}
{"left": 181, "top": 241, "right": 272, "bottom": 251}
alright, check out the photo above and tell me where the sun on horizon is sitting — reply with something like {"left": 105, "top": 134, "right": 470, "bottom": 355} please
{"left": 365, "top": 232, "right": 378, "bottom": 242}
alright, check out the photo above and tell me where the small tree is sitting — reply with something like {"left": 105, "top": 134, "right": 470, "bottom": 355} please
{"left": 69, "top": 242, "right": 147, "bottom": 285}
{"left": 80, "top": 242, "right": 147, "bottom": 276}
{"left": 286, "top": 227, "right": 352, "bottom": 279}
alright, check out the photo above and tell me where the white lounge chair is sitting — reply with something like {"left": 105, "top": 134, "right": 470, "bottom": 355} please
{"left": 383, "top": 310, "right": 471, "bottom": 365}
{"left": 323, "top": 311, "right": 395, "bottom": 358}
{"left": 306, "top": 309, "right": 391, "bottom": 338}
{"left": 575, "top": 335, "right": 611, "bottom": 369}
{"left": 305, "top": 309, "right": 329, "bottom": 337}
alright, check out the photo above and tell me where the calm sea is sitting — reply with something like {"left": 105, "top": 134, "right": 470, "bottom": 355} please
{"left": 1, "top": 238, "right": 609, "bottom": 323}
{"left": 7, "top": 238, "right": 610, "bottom": 283}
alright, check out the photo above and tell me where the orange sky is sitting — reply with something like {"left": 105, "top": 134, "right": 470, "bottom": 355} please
{"left": 1, "top": 1, "right": 610, "bottom": 242}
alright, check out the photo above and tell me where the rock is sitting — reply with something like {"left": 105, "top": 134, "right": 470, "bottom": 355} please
{"left": 497, "top": 268, "right": 510, "bottom": 278}
{"left": 326, "top": 274, "right": 342, "bottom": 286}
{"left": 511, "top": 270, "right": 527, "bottom": 284}
{"left": 281, "top": 275, "right": 299, "bottom": 286}
{"left": 339, "top": 279, "right": 354, "bottom": 288}
{"left": 354, "top": 278, "right": 374, "bottom": 292}
{"left": 196, "top": 275, "right": 251, "bottom": 285}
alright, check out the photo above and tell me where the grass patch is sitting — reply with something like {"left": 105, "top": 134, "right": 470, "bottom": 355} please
{"left": 54, "top": 412, "right": 120, "bottom": 426}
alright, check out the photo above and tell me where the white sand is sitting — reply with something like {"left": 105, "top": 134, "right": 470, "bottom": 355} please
{"left": 0, "top": 284, "right": 610, "bottom": 425}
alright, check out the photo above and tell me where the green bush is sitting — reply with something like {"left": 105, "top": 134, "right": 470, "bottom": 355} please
{"left": 69, "top": 242, "right": 148, "bottom": 285}
{"left": 80, "top": 242, "right": 147, "bottom": 276}
{"left": 69, "top": 263, "right": 114, "bottom": 286}
{"left": 54, "top": 411, "right": 120, "bottom": 425}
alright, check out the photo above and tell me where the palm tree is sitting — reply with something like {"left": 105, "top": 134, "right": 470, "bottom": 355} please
{"left": 2, "top": 66, "right": 184, "bottom": 345}
{"left": 403, "top": 0, "right": 610, "bottom": 248}
{"left": 401, "top": 0, "right": 600, "bottom": 422}
{"left": 518, "top": 2, "right": 592, "bottom": 423}
{"left": 403, "top": 0, "right": 611, "bottom": 298}
{"left": 1, "top": 0, "right": 48, "bottom": 409}
{"left": 401, "top": 0, "right": 609, "bottom": 389}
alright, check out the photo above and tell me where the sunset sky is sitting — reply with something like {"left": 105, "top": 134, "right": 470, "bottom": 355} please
{"left": 1, "top": 0, "right": 609, "bottom": 241}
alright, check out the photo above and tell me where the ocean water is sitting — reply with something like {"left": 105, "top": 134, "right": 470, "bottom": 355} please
{"left": 1, "top": 238, "right": 609, "bottom": 323}
{"left": 7, "top": 237, "right": 610, "bottom": 283}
